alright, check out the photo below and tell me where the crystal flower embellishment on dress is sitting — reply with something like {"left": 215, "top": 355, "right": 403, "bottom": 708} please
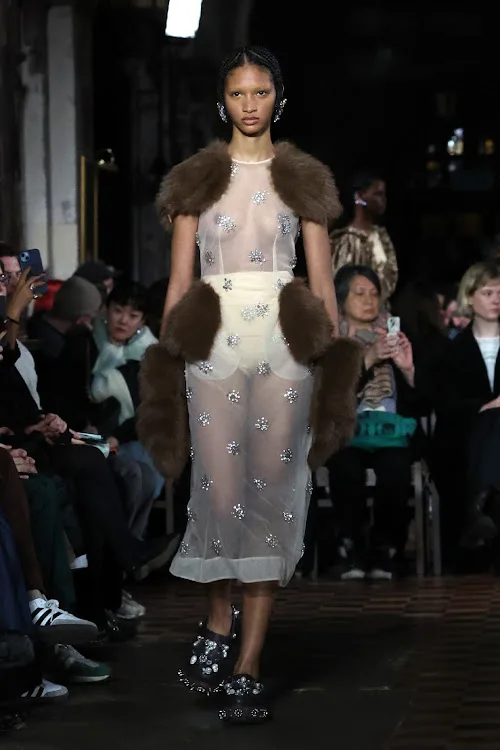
{"left": 227, "top": 334, "right": 240, "bottom": 348}
{"left": 200, "top": 475, "right": 213, "bottom": 491}
{"left": 256, "top": 361, "right": 271, "bottom": 376}
{"left": 278, "top": 214, "right": 291, "bottom": 235}
{"left": 198, "top": 361, "right": 213, "bottom": 375}
{"left": 249, "top": 249, "right": 266, "bottom": 265}
{"left": 227, "top": 441, "right": 241, "bottom": 456}
{"left": 255, "top": 417, "right": 269, "bottom": 431}
{"left": 241, "top": 303, "right": 269, "bottom": 322}
{"left": 266, "top": 534, "right": 279, "bottom": 548}
{"left": 252, "top": 191, "right": 268, "bottom": 205}
{"left": 215, "top": 214, "right": 236, "bottom": 232}
{"left": 211, "top": 539, "right": 222, "bottom": 555}
{"left": 232, "top": 504, "right": 246, "bottom": 520}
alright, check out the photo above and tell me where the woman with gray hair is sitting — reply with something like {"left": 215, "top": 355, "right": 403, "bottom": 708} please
{"left": 329, "top": 264, "right": 416, "bottom": 580}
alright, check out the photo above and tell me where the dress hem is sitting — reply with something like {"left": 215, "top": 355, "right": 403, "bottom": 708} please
{"left": 170, "top": 555, "right": 297, "bottom": 588}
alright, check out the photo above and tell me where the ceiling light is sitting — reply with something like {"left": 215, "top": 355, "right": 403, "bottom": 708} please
{"left": 165, "top": 0, "right": 203, "bottom": 38}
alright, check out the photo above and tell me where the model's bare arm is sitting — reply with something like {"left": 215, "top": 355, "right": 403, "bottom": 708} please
{"left": 160, "top": 215, "right": 198, "bottom": 338}
{"left": 302, "top": 219, "right": 339, "bottom": 334}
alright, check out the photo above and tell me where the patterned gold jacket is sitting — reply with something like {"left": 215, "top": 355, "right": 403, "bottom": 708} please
{"left": 330, "top": 225, "right": 398, "bottom": 300}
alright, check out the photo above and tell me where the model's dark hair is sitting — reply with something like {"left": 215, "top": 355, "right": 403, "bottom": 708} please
{"left": 334, "top": 264, "right": 382, "bottom": 312}
{"left": 107, "top": 280, "right": 148, "bottom": 315}
{"left": 350, "top": 169, "right": 384, "bottom": 196}
{"left": 217, "top": 45, "right": 284, "bottom": 117}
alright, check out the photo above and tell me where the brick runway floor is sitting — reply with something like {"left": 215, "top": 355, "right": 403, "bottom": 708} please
{"left": 6, "top": 574, "right": 500, "bottom": 750}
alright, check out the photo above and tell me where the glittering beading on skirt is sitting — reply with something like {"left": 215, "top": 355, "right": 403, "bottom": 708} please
{"left": 169, "top": 271, "right": 314, "bottom": 586}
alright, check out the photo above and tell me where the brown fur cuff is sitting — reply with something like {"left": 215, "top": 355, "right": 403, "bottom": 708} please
{"left": 137, "top": 345, "right": 189, "bottom": 479}
{"left": 308, "top": 337, "right": 363, "bottom": 469}
{"left": 279, "top": 278, "right": 333, "bottom": 364}
{"left": 162, "top": 280, "right": 221, "bottom": 362}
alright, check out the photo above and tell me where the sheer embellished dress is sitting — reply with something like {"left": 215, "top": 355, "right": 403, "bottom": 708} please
{"left": 170, "top": 157, "right": 314, "bottom": 587}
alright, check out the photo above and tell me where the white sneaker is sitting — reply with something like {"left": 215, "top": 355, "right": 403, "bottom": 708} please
{"left": 341, "top": 567, "right": 366, "bottom": 581}
{"left": 367, "top": 568, "right": 393, "bottom": 581}
{"left": 70, "top": 554, "right": 88, "bottom": 570}
{"left": 21, "top": 678, "right": 68, "bottom": 700}
{"left": 115, "top": 591, "right": 146, "bottom": 620}
{"left": 29, "top": 598, "right": 98, "bottom": 645}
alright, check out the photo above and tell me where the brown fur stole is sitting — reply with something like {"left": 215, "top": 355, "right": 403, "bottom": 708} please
{"left": 156, "top": 140, "right": 342, "bottom": 228}
{"left": 137, "top": 280, "right": 362, "bottom": 479}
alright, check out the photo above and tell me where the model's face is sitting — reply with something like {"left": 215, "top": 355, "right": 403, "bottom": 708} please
{"left": 470, "top": 281, "right": 500, "bottom": 322}
{"left": 224, "top": 64, "right": 276, "bottom": 137}
{"left": 359, "top": 180, "right": 387, "bottom": 217}
{"left": 107, "top": 301, "right": 144, "bottom": 344}
{"left": 344, "top": 275, "right": 381, "bottom": 325}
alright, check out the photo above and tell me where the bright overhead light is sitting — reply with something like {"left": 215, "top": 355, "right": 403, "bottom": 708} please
{"left": 165, "top": 0, "right": 203, "bottom": 38}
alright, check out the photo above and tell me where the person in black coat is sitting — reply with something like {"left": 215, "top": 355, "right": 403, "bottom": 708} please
{"left": 432, "top": 261, "right": 500, "bottom": 568}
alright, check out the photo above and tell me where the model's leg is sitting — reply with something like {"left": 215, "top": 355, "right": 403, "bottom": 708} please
{"left": 207, "top": 579, "right": 233, "bottom": 634}
{"left": 234, "top": 581, "right": 275, "bottom": 678}
{"left": 219, "top": 365, "right": 313, "bottom": 724}
{"left": 173, "top": 364, "right": 245, "bottom": 693}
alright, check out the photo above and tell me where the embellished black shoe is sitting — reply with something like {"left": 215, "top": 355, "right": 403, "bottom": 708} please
{"left": 218, "top": 674, "right": 270, "bottom": 724}
{"left": 178, "top": 606, "right": 239, "bottom": 694}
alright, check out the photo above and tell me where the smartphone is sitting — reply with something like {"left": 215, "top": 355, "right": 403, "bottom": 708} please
{"left": 77, "top": 432, "right": 105, "bottom": 442}
{"left": 18, "top": 249, "right": 48, "bottom": 296}
{"left": 387, "top": 316, "right": 400, "bottom": 337}
{"left": 0, "top": 295, "right": 6, "bottom": 328}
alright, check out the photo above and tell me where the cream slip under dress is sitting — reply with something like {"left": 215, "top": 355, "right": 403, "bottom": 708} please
{"left": 169, "top": 157, "right": 314, "bottom": 587}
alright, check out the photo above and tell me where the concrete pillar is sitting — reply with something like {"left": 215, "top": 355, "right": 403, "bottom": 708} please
{"left": 46, "top": 5, "right": 79, "bottom": 278}
{"left": 20, "top": 40, "right": 50, "bottom": 267}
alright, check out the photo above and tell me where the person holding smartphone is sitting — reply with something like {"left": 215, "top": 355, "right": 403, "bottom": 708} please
{"left": 328, "top": 264, "right": 417, "bottom": 581}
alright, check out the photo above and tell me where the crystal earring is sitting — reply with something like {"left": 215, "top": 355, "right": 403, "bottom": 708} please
{"left": 273, "top": 98, "right": 287, "bottom": 123}
{"left": 354, "top": 198, "right": 367, "bottom": 207}
{"left": 217, "top": 102, "right": 227, "bottom": 123}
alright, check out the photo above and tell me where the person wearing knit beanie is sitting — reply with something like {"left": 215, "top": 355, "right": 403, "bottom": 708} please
{"left": 51, "top": 277, "right": 102, "bottom": 324}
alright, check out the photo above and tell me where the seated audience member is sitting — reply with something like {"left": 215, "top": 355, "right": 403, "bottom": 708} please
{"left": 0, "top": 448, "right": 110, "bottom": 691}
{"left": 432, "top": 261, "right": 500, "bottom": 569}
{"left": 28, "top": 276, "right": 103, "bottom": 430}
{"left": 31, "top": 277, "right": 161, "bottom": 545}
{"left": 328, "top": 265, "right": 417, "bottom": 580}
{"left": 74, "top": 259, "right": 118, "bottom": 307}
{"left": 0, "top": 249, "right": 170, "bottom": 634}
{"left": 0, "top": 502, "right": 50, "bottom": 714}
{"left": 91, "top": 281, "right": 163, "bottom": 502}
